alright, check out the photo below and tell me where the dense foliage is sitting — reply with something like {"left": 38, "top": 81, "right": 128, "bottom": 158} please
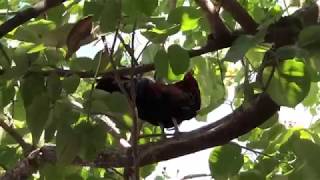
{"left": 0, "top": 0, "right": 320, "bottom": 179}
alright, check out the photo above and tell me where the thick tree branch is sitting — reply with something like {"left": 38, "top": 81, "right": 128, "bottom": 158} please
{"left": 221, "top": 0, "right": 258, "bottom": 33}
{"left": 1, "top": 93, "right": 280, "bottom": 180}
{"left": 0, "top": 0, "right": 66, "bottom": 38}
{"left": 195, "top": 0, "right": 232, "bottom": 38}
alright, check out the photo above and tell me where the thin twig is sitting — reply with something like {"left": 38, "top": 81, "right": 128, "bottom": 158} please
{"left": 181, "top": 173, "right": 211, "bottom": 180}
{"left": 136, "top": 40, "right": 151, "bottom": 60}
{"left": 117, "top": 33, "right": 138, "bottom": 66}
{"left": 86, "top": 47, "right": 104, "bottom": 121}
{"left": 229, "top": 142, "right": 273, "bottom": 158}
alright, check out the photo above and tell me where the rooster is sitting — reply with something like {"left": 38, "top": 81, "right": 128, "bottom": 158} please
{"left": 96, "top": 72, "right": 201, "bottom": 131}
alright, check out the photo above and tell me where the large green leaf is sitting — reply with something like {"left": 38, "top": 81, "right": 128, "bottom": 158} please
{"left": 13, "top": 20, "right": 56, "bottom": 44}
{"left": 168, "top": 44, "right": 190, "bottom": 75}
{"left": 83, "top": 0, "right": 104, "bottom": 21}
{"left": 20, "top": 73, "right": 46, "bottom": 107}
{"left": 298, "top": 25, "right": 320, "bottom": 49}
{"left": 74, "top": 121, "right": 106, "bottom": 160}
{"left": 168, "top": 6, "right": 201, "bottom": 31}
{"left": 209, "top": 143, "right": 244, "bottom": 179}
{"left": 26, "top": 93, "right": 50, "bottom": 144}
{"left": 262, "top": 58, "right": 311, "bottom": 107}
{"left": 0, "top": 146, "right": 20, "bottom": 170}
{"left": 123, "top": 0, "right": 158, "bottom": 17}
{"left": 192, "top": 57, "right": 225, "bottom": 117}
{"left": 154, "top": 49, "right": 170, "bottom": 79}
{"left": 100, "top": 0, "right": 121, "bottom": 32}
{"left": 0, "top": 82, "right": 15, "bottom": 108}
{"left": 62, "top": 74, "right": 80, "bottom": 94}
{"left": 47, "top": 72, "right": 62, "bottom": 101}
{"left": 56, "top": 123, "right": 80, "bottom": 165}
{"left": 224, "top": 35, "right": 257, "bottom": 62}
{"left": 142, "top": 24, "right": 180, "bottom": 43}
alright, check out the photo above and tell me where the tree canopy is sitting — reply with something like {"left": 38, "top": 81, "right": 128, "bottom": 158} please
{"left": 0, "top": 0, "right": 320, "bottom": 179}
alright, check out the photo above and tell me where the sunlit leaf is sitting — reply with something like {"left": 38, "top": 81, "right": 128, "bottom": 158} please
{"left": 209, "top": 144, "right": 244, "bottom": 178}
{"left": 168, "top": 7, "right": 201, "bottom": 31}
{"left": 263, "top": 59, "right": 311, "bottom": 107}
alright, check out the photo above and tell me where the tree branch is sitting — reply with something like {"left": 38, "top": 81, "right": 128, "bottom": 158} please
{"left": 1, "top": 2, "right": 319, "bottom": 179}
{"left": 1, "top": 93, "right": 280, "bottom": 180}
{"left": 221, "top": 0, "right": 258, "bottom": 34}
{"left": 0, "top": 0, "right": 66, "bottom": 38}
{"left": 0, "top": 115, "right": 33, "bottom": 153}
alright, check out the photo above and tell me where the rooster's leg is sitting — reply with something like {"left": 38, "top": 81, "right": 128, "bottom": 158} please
{"left": 172, "top": 118, "right": 180, "bottom": 134}
{"left": 159, "top": 123, "right": 167, "bottom": 139}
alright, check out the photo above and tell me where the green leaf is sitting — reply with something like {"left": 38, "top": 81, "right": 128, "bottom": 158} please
{"left": 47, "top": 73, "right": 62, "bottom": 101}
{"left": 75, "top": 121, "right": 106, "bottom": 160}
{"left": 168, "top": 44, "right": 190, "bottom": 75}
{"left": 53, "top": 100, "right": 80, "bottom": 127}
{"left": 62, "top": 74, "right": 80, "bottom": 94}
{"left": 123, "top": 0, "right": 158, "bottom": 17}
{"left": 292, "top": 139, "right": 320, "bottom": 178}
{"left": 142, "top": 44, "right": 160, "bottom": 64}
{"left": 263, "top": 59, "right": 311, "bottom": 107}
{"left": 298, "top": 25, "right": 320, "bottom": 48}
{"left": 275, "top": 46, "right": 307, "bottom": 61}
{"left": 0, "top": 82, "right": 15, "bottom": 108}
{"left": 224, "top": 35, "right": 257, "bottom": 62}
{"left": 192, "top": 57, "right": 225, "bottom": 117}
{"left": 56, "top": 123, "right": 80, "bottom": 165}
{"left": 140, "top": 164, "right": 156, "bottom": 178}
{"left": 13, "top": 20, "right": 56, "bottom": 44}
{"left": 246, "top": 44, "right": 271, "bottom": 69}
{"left": 85, "top": 89, "right": 129, "bottom": 114}
{"left": 103, "top": 92, "right": 129, "bottom": 113}
{"left": 20, "top": 73, "right": 45, "bottom": 107}
{"left": 255, "top": 157, "right": 279, "bottom": 176}
{"left": 44, "top": 48, "right": 64, "bottom": 67}
{"left": 46, "top": 4, "right": 67, "bottom": 25}
{"left": 168, "top": 7, "right": 201, "bottom": 31}
{"left": 154, "top": 49, "right": 169, "bottom": 79}
{"left": 12, "top": 93, "right": 26, "bottom": 121}
{"left": 209, "top": 143, "right": 244, "bottom": 178}
{"left": 305, "top": 50, "right": 320, "bottom": 81}
{"left": 83, "top": 0, "right": 104, "bottom": 21}
{"left": 302, "top": 82, "right": 319, "bottom": 106}
{"left": 100, "top": 0, "right": 121, "bottom": 33}
{"left": 26, "top": 93, "right": 50, "bottom": 144}
{"left": 70, "top": 57, "right": 95, "bottom": 72}
{"left": 239, "top": 170, "right": 264, "bottom": 180}
{"left": 142, "top": 25, "right": 180, "bottom": 43}
{"left": 0, "top": 146, "right": 20, "bottom": 169}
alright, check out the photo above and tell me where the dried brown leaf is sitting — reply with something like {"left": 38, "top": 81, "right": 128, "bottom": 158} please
{"left": 66, "top": 16, "right": 93, "bottom": 59}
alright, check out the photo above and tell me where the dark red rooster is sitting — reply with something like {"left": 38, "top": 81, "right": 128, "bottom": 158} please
{"left": 96, "top": 72, "right": 201, "bottom": 130}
